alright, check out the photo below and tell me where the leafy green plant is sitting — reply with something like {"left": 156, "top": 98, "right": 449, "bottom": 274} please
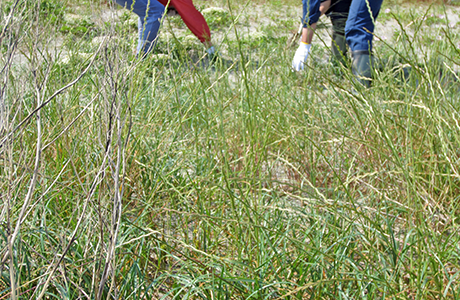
{"left": 60, "top": 15, "right": 96, "bottom": 36}
{"left": 39, "top": 0, "right": 66, "bottom": 24}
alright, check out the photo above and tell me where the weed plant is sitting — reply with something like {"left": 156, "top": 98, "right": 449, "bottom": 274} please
{"left": 1, "top": 0, "right": 460, "bottom": 299}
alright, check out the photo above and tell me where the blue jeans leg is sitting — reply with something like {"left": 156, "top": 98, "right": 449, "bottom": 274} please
{"left": 114, "top": 0, "right": 165, "bottom": 54}
{"left": 345, "top": 0, "right": 383, "bottom": 52}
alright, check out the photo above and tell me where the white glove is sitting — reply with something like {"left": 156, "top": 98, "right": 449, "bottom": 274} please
{"left": 292, "top": 43, "right": 311, "bottom": 71}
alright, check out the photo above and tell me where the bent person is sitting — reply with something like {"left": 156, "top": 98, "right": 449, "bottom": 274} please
{"left": 292, "top": 0, "right": 383, "bottom": 87}
{"left": 114, "top": 0, "right": 216, "bottom": 58}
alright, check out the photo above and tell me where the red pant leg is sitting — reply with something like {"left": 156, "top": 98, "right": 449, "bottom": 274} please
{"left": 159, "top": 0, "right": 211, "bottom": 43}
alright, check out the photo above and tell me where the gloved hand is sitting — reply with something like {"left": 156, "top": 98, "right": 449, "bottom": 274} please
{"left": 292, "top": 42, "right": 311, "bottom": 71}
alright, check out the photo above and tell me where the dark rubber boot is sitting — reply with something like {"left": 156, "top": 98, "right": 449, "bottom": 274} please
{"left": 331, "top": 18, "right": 348, "bottom": 65}
{"left": 331, "top": 31, "right": 347, "bottom": 65}
{"left": 352, "top": 50, "right": 373, "bottom": 87}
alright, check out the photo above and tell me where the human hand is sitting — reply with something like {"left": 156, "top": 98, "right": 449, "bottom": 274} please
{"left": 292, "top": 43, "right": 311, "bottom": 71}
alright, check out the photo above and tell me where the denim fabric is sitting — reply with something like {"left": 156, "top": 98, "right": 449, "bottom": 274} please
{"left": 345, "top": 0, "right": 383, "bottom": 52}
{"left": 301, "top": 0, "right": 322, "bottom": 27}
{"left": 114, "top": 0, "right": 165, "bottom": 54}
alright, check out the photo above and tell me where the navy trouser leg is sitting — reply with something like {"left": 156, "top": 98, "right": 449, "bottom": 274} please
{"left": 114, "top": 0, "right": 165, "bottom": 54}
{"left": 302, "top": 0, "right": 322, "bottom": 27}
{"left": 345, "top": 0, "right": 383, "bottom": 52}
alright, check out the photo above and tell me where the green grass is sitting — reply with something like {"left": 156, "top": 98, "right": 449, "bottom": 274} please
{"left": 1, "top": 0, "right": 460, "bottom": 299}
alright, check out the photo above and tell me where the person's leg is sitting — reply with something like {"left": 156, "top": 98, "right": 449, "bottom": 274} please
{"left": 114, "top": 0, "right": 165, "bottom": 54}
{"left": 331, "top": 17, "right": 348, "bottom": 62}
{"left": 345, "top": 0, "right": 382, "bottom": 52}
{"left": 345, "top": 0, "right": 383, "bottom": 86}
{"left": 327, "top": 0, "right": 352, "bottom": 64}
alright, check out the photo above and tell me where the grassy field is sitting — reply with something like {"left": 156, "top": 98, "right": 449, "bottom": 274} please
{"left": 1, "top": 0, "right": 460, "bottom": 299}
